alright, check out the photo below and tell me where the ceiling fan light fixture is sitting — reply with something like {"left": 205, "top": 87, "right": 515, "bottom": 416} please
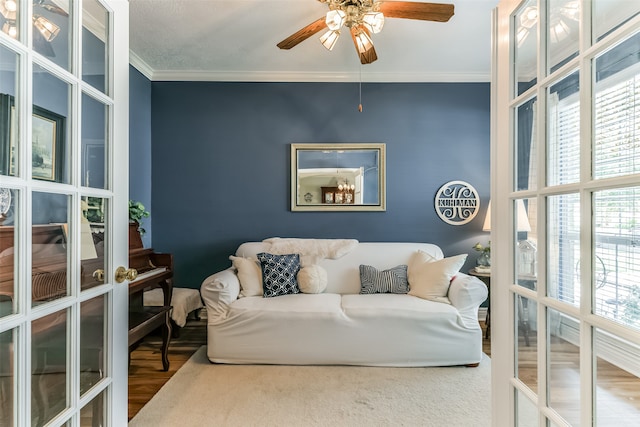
{"left": 520, "top": 6, "right": 537, "bottom": 29}
{"left": 320, "top": 29, "right": 340, "bottom": 51}
{"left": 550, "top": 19, "right": 570, "bottom": 44}
{"left": 33, "top": 14, "right": 60, "bottom": 42}
{"left": 354, "top": 28, "right": 373, "bottom": 54}
{"left": 0, "top": 0, "right": 16, "bottom": 20}
{"left": 325, "top": 9, "right": 346, "bottom": 31}
{"left": 516, "top": 25, "right": 529, "bottom": 47}
{"left": 2, "top": 20, "right": 16, "bottom": 38}
{"left": 363, "top": 12, "right": 384, "bottom": 34}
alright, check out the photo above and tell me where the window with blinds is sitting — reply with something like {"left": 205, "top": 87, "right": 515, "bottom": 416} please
{"left": 550, "top": 53, "right": 640, "bottom": 331}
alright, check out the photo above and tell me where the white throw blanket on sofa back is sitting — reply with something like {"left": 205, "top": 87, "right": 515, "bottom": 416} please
{"left": 262, "top": 237, "right": 359, "bottom": 265}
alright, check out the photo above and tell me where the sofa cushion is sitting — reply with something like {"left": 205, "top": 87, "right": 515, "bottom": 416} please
{"left": 342, "top": 294, "right": 458, "bottom": 319}
{"left": 408, "top": 252, "right": 467, "bottom": 302}
{"left": 229, "top": 293, "right": 342, "bottom": 315}
{"left": 359, "top": 264, "right": 409, "bottom": 294}
{"left": 229, "top": 255, "right": 263, "bottom": 297}
{"left": 297, "top": 265, "right": 328, "bottom": 294}
{"left": 257, "top": 253, "right": 301, "bottom": 298}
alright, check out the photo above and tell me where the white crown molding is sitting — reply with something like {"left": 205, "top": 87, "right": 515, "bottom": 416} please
{"left": 126, "top": 50, "right": 490, "bottom": 83}
{"left": 145, "top": 69, "right": 491, "bottom": 83}
{"left": 129, "top": 51, "right": 154, "bottom": 80}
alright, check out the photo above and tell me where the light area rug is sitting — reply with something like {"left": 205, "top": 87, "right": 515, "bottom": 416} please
{"left": 129, "top": 346, "right": 491, "bottom": 427}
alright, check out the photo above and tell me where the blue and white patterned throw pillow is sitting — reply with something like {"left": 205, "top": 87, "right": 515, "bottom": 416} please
{"left": 359, "top": 264, "right": 409, "bottom": 294}
{"left": 257, "top": 253, "right": 301, "bottom": 298}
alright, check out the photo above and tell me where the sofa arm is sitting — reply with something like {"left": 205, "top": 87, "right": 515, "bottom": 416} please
{"left": 200, "top": 267, "right": 240, "bottom": 324}
{"left": 448, "top": 273, "right": 489, "bottom": 328}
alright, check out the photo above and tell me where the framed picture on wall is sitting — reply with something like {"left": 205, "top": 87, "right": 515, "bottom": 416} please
{"left": 0, "top": 93, "right": 65, "bottom": 182}
{"left": 0, "top": 94, "right": 15, "bottom": 176}
{"left": 32, "top": 104, "right": 65, "bottom": 182}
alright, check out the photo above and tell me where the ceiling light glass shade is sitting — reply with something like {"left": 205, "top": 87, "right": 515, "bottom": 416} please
{"left": 354, "top": 28, "right": 373, "bottom": 54}
{"left": 0, "top": 0, "right": 17, "bottom": 20}
{"left": 549, "top": 19, "right": 569, "bottom": 44}
{"left": 325, "top": 9, "right": 346, "bottom": 31}
{"left": 2, "top": 21, "right": 16, "bottom": 38}
{"left": 560, "top": 0, "right": 580, "bottom": 22}
{"left": 319, "top": 29, "right": 340, "bottom": 51}
{"left": 363, "top": 12, "right": 384, "bottom": 34}
{"left": 33, "top": 15, "right": 60, "bottom": 42}
{"left": 520, "top": 6, "right": 537, "bottom": 29}
{"left": 516, "top": 26, "right": 529, "bottom": 47}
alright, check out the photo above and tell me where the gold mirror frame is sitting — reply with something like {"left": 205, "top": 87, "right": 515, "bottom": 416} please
{"left": 291, "top": 143, "right": 386, "bottom": 212}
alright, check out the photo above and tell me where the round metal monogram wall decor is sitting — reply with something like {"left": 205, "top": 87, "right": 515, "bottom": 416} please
{"left": 434, "top": 181, "right": 480, "bottom": 225}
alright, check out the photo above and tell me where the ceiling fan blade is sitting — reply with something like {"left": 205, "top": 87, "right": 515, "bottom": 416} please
{"left": 277, "top": 17, "right": 328, "bottom": 50}
{"left": 350, "top": 27, "right": 378, "bottom": 65}
{"left": 35, "top": 0, "right": 69, "bottom": 17}
{"left": 377, "top": 2, "right": 454, "bottom": 22}
{"left": 39, "top": 4, "right": 69, "bottom": 17}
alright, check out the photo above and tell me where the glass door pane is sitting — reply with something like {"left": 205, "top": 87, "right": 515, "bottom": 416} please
{"left": 0, "top": 188, "right": 18, "bottom": 318}
{"left": 515, "top": 0, "right": 538, "bottom": 97}
{"left": 595, "top": 328, "right": 640, "bottom": 423}
{"left": 548, "top": 0, "right": 580, "bottom": 72}
{"left": 82, "top": 0, "right": 109, "bottom": 94}
{"left": 81, "top": 94, "right": 107, "bottom": 190}
{"left": 33, "top": 0, "right": 72, "bottom": 71}
{"left": 32, "top": 192, "right": 69, "bottom": 305}
{"left": 547, "top": 308, "right": 581, "bottom": 426}
{"left": 593, "top": 0, "right": 640, "bottom": 43}
{"left": 32, "top": 309, "right": 69, "bottom": 425}
{"left": 32, "top": 64, "right": 71, "bottom": 184}
{"left": 547, "top": 193, "right": 580, "bottom": 306}
{"left": 0, "top": 44, "right": 19, "bottom": 177}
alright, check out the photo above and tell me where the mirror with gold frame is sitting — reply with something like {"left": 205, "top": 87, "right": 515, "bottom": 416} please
{"left": 291, "top": 143, "right": 386, "bottom": 212}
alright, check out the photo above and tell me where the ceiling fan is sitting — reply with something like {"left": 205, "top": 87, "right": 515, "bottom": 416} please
{"left": 0, "top": 0, "right": 68, "bottom": 57}
{"left": 277, "top": 0, "right": 455, "bottom": 65}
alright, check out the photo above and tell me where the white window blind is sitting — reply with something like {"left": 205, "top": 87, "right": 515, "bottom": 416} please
{"left": 552, "top": 66, "right": 640, "bottom": 331}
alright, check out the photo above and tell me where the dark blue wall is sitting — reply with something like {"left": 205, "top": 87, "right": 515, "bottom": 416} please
{"left": 129, "top": 66, "right": 153, "bottom": 248}
{"left": 145, "top": 81, "right": 491, "bottom": 288}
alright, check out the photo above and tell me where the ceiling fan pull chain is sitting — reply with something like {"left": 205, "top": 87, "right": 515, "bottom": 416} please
{"left": 358, "top": 62, "right": 363, "bottom": 113}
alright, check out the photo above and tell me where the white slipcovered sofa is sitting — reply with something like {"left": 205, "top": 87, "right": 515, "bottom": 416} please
{"left": 200, "top": 240, "right": 488, "bottom": 367}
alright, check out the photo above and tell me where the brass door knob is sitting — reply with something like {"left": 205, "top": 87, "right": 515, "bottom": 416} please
{"left": 115, "top": 266, "right": 138, "bottom": 283}
{"left": 93, "top": 269, "right": 105, "bottom": 282}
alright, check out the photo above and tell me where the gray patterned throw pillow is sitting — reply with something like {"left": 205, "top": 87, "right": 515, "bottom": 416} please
{"left": 257, "top": 253, "right": 301, "bottom": 298}
{"left": 359, "top": 264, "right": 409, "bottom": 294}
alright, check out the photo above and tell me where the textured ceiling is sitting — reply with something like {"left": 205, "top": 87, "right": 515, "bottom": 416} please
{"left": 129, "top": 0, "right": 499, "bottom": 82}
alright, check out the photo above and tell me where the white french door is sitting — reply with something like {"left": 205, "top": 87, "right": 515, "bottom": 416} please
{"left": 493, "top": 0, "right": 640, "bottom": 425}
{"left": 0, "top": 0, "right": 130, "bottom": 425}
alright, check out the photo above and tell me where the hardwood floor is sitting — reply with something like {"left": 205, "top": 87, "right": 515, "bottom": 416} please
{"left": 128, "top": 312, "right": 207, "bottom": 420}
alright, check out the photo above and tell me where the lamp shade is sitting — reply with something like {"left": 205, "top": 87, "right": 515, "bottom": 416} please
{"left": 482, "top": 201, "right": 491, "bottom": 231}
{"left": 482, "top": 199, "right": 531, "bottom": 232}
{"left": 354, "top": 28, "right": 373, "bottom": 54}
{"left": 33, "top": 15, "right": 60, "bottom": 42}
{"left": 0, "top": 0, "right": 17, "bottom": 20}
{"left": 363, "top": 12, "right": 384, "bottom": 34}
{"left": 319, "top": 30, "right": 340, "bottom": 51}
{"left": 516, "top": 199, "right": 532, "bottom": 232}
{"left": 325, "top": 9, "right": 346, "bottom": 31}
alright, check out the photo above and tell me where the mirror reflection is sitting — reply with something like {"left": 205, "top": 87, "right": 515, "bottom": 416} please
{"left": 291, "top": 143, "right": 385, "bottom": 211}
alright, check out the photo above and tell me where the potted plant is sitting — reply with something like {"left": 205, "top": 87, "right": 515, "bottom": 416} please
{"left": 129, "top": 200, "right": 150, "bottom": 235}
{"left": 472, "top": 241, "right": 491, "bottom": 267}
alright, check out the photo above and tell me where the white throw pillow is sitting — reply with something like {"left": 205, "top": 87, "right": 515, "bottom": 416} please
{"left": 297, "top": 265, "right": 328, "bottom": 294}
{"left": 408, "top": 251, "right": 467, "bottom": 302}
{"left": 229, "top": 255, "right": 263, "bottom": 297}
